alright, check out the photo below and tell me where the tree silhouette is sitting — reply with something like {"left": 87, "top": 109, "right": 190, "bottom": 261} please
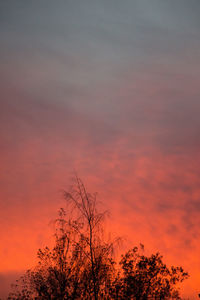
{"left": 8, "top": 177, "right": 117, "bottom": 299}
{"left": 62, "top": 176, "right": 117, "bottom": 299}
{"left": 111, "top": 245, "right": 188, "bottom": 299}
{"left": 8, "top": 177, "right": 189, "bottom": 299}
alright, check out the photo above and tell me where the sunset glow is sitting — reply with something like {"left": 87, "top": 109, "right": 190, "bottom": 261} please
{"left": 1, "top": 1, "right": 200, "bottom": 298}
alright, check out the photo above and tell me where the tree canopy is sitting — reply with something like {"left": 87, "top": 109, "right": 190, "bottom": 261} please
{"left": 8, "top": 177, "right": 189, "bottom": 299}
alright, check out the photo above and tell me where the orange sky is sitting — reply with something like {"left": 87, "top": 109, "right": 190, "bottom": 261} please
{"left": 1, "top": 1, "right": 200, "bottom": 298}
{"left": 1, "top": 135, "right": 200, "bottom": 298}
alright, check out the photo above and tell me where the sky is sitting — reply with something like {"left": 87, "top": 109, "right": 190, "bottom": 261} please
{"left": 1, "top": 0, "right": 200, "bottom": 298}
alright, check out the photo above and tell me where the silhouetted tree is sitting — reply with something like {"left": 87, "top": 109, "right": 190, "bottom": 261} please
{"left": 8, "top": 177, "right": 189, "bottom": 299}
{"left": 62, "top": 176, "right": 118, "bottom": 299}
{"left": 8, "top": 176, "right": 117, "bottom": 299}
{"left": 110, "top": 244, "right": 189, "bottom": 300}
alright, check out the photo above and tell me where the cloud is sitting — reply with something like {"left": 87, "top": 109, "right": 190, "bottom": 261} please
{"left": 1, "top": 1, "right": 200, "bottom": 298}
